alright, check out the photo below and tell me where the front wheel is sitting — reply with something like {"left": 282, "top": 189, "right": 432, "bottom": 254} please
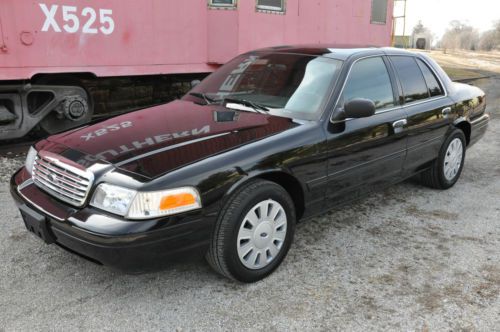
{"left": 206, "top": 179, "right": 296, "bottom": 283}
{"left": 420, "top": 129, "right": 466, "bottom": 189}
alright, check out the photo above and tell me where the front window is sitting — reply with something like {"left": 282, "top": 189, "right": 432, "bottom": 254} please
{"left": 341, "top": 57, "right": 395, "bottom": 111}
{"left": 183, "top": 53, "right": 343, "bottom": 120}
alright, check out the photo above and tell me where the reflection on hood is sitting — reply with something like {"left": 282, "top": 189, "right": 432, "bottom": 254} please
{"left": 46, "top": 100, "right": 297, "bottom": 178}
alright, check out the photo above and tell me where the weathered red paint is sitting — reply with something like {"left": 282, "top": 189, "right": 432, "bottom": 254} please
{"left": 0, "top": 0, "right": 393, "bottom": 80}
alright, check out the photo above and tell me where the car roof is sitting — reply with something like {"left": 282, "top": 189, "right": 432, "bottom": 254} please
{"left": 251, "top": 44, "right": 415, "bottom": 61}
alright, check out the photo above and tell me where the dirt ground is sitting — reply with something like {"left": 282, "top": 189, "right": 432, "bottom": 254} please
{"left": 0, "top": 53, "right": 499, "bottom": 331}
{"left": 416, "top": 49, "right": 500, "bottom": 81}
{"left": 428, "top": 50, "right": 500, "bottom": 73}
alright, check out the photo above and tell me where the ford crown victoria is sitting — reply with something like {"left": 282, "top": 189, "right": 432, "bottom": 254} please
{"left": 11, "top": 46, "right": 489, "bottom": 282}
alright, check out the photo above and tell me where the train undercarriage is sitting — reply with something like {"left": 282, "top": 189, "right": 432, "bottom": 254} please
{"left": 0, "top": 72, "right": 208, "bottom": 140}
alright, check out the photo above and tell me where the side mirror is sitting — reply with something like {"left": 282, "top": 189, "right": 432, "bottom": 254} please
{"left": 343, "top": 98, "right": 376, "bottom": 119}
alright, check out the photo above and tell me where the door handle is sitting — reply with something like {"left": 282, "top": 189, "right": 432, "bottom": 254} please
{"left": 442, "top": 107, "right": 452, "bottom": 116}
{"left": 392, "top": 119, "right": 407, "bottom": 128}
{"left": 392, "top": 119, "right": 407, "bottom": 134}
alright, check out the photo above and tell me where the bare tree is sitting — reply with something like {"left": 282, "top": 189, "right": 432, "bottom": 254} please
{"left": 413, "top": 21, "right": 429, "bottom": 35}
{"left": 479, "top": 30, "right": 498, "bottom": 51}
{"left": 441, "top": 20, "right": 480, "bottom": 51}
{"left": 478, "top": 20, "right": 500, "bottom": 51}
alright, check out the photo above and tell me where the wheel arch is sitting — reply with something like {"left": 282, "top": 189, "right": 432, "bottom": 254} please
{"left": 225, "top": 170, "right": 306, "bottom": 220}
{"left": 453, "top": 119, "right": 471, "bottom": 146}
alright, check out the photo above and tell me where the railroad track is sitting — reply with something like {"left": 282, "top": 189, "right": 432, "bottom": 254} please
{"left": 0, "top": 139, "right": 36, "bottom": 158}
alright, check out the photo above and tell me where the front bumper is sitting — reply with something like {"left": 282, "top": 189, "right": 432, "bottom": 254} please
{"left": 10, "top": 169, "right": 214, "bottom": 273}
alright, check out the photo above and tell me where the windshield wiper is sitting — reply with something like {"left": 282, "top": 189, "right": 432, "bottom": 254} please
{"left": 223, "top": 97, "right": 270, "bottom": 114}
{"left": 189, "top": 92, "right": 218, "bottom": 105}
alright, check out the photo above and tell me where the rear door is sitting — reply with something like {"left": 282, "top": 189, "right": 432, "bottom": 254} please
{"left": 324, "top": 56, "right": 407, "bottom": 204}
{"left": 388, "top": 56, "right": 454, "bottom": 175}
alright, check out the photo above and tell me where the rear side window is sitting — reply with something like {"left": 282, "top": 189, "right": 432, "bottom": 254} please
{"left": 390, "top": 56, "right": 429, "bottom": 103}
{"left": 342, "top": 57, "right": 395, "bottom": 110}
{"left": 416, "top": 59, "right": 444, "bottom": 97}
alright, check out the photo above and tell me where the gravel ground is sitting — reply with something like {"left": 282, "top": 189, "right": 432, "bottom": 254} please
{"left": 0, "top": 77, "right": 499, "bottom": 331}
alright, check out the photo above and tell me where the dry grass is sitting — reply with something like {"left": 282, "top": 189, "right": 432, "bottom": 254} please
{"left": 441, "top": 67, "right": 484, "bottom": 81}
{"left": 411, "top": 49, "right": 500, "bottom": 80}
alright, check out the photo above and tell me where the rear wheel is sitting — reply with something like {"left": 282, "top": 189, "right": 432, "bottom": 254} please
{"left": 206, "top": 179, "right": 296, "bottom": 282}
{"left": 420, "top": 129, "right": 466, "bottom": 189}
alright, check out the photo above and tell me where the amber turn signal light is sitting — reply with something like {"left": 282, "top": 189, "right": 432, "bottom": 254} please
{"left": 160, "top": 193, "right": 197, "bottom": 210}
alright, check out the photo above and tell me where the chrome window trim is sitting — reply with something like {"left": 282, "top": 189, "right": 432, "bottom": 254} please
{"left": 329, "top": 54, "right": 449, "bottom": 124}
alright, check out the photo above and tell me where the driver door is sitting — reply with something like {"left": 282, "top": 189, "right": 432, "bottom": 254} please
{"left": 324, "top": 56, "right": 408, "bottom": 204}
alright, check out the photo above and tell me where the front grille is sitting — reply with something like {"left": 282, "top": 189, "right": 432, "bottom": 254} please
{"left": 32, "top": 153, "right": 94, "bottom": 207}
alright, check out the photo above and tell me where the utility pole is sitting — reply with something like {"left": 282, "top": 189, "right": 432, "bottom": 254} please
{"left": 392, "top": 0, "right": 408, "bottom": 48}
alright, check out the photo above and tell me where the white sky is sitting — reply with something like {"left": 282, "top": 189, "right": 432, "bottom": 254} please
{"left": 394, "top": 0, "right": 500, "bottom": 38}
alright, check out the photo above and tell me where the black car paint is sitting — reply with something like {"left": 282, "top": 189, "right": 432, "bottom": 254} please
{"left": 10, "top": 46, "right": 489, "bottom": 272}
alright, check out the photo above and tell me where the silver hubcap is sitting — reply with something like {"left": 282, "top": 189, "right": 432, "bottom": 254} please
{"left": 237, "top": 199, "right": 287, "bottom": 270}
{"left": 443, "top": 138, "right": 463, "bottom": 181}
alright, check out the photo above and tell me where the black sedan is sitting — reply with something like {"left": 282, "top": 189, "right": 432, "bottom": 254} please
{"left": 11, "top": 46, "right": 489, "bottom": 282}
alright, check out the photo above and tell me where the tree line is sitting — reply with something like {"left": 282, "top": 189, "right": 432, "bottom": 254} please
{"left": 438, "top": 20, "right": 500, "bottom": 51}
{"left": 413, "top": 20, "right": 500, "bottom": 51}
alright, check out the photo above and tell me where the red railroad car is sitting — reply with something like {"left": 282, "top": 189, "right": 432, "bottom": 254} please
{"left": 0, "top": 0, "right": 393, "bottom": 139}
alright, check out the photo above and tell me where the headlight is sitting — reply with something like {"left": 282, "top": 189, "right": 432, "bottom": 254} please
{"left": 91, "top": 183, "right": 136, "bottom": 217}
{"left": 25, "top": 146, "right": 37, "bottom": 175}
{"left": 90, "top": 184, "right": 202, "bottom": 220}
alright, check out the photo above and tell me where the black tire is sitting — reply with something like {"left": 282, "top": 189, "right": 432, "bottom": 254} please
{"left": 420, "top": 128, "right": 466, "bottom": 189}
{"left": 206, "top": 179, "right": 296, "bottom": 283}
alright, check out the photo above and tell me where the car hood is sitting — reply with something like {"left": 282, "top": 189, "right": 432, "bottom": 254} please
{"left": 45, "top": 100, "right": 298, "bottom": 179}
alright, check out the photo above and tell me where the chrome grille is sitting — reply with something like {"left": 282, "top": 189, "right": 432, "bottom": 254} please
{"left": 32, "top": 153, "right": 94, "bottom": 207}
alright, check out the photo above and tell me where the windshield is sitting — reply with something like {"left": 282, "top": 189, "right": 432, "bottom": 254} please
{"left": 183, "top": 53, "right": 343, "bottom": 120}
